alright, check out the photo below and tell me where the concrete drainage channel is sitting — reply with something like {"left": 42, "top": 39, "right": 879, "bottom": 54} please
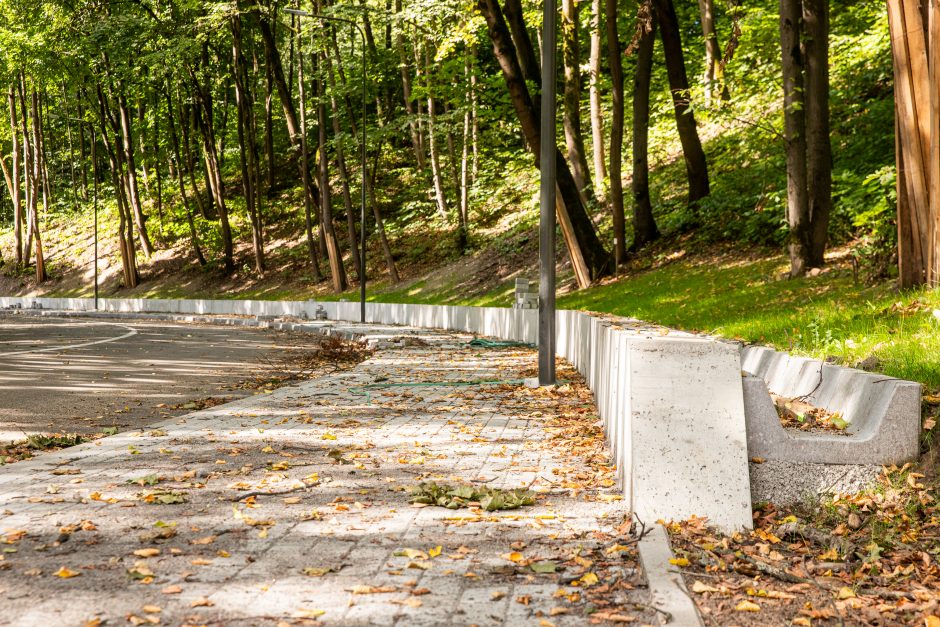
{"left": 2, "top": 306, "right": 706, "bottom": 625}
{"left": 1, "top": 296, "right": 925, "bottom": 625}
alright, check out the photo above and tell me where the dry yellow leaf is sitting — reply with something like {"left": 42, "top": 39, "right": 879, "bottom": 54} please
{"left": 283, "top": 497, "right": 301, "bottom": 505}
{"left": 133, "top": 548, "right": 160, "bottom": 558}
{"left": 190, "top": 558, "right": 213, "bottom": 566}
{"left": 578, "top": 572, "right": 599, "bottom": 586}
{"left": 668, "top": 557, "right": 690, "bottom": 567}
{"left": 502, "top": 552, "right": 524, "bottom": 563}
{"left": 54, "top": 566, "right": 81, "bottom": 578}
{"left": 291, "top": 609, "right": 326, "bottom": 619}
{"left": 428, "top": 545, "right": 442, "bottom": 558}
{"left": 691, "top": 580, "right": 720, "bottom": 594}
{"left": 735, "top": 600, "right": 761, "bottom": 612}
{"left": 141, "top": 605, "right": 161, "bottom": 614}
{"left": 924, "top": 616, "right": 940, "bottom": 627}
{"left": 190, "top": 536, "right": 216, "bottom": 545}
{"left": 161, "top": 585, "right": 182, "bottom": 595}
{"left": 190, "top": 597, "right": 214, "bottom": 607}
{"left": 837, "top": 586, "right": 856, "bottom": 600}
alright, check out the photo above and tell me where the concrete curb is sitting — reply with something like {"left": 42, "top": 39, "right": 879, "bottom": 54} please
{"left": 638, "top": 525, "right": 704, "bottom": 626}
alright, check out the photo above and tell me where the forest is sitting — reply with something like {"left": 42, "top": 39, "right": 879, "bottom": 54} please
{"left": 0, "top": 0, "right": 933, "bottom": 304}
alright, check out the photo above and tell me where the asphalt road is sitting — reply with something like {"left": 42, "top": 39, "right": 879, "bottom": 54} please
{"left": 0, "top": 315, "right": 290, "bottom": 440}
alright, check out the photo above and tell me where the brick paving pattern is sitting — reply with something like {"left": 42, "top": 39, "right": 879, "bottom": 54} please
{"left": 0, "top": 327, "right": 650, "bottom": 626}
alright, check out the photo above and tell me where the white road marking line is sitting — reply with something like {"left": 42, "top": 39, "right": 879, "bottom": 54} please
{"left": 0, "top": 323, "right": 138, "bottom": 357}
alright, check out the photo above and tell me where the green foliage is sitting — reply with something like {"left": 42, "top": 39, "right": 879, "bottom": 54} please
{"left": 408, "top": 481, "right": 535, "bottom": 511}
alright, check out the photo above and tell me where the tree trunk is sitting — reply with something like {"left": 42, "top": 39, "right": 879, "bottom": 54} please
{"left": 780, "top": 0, "right": 811, "bottom": 277}
{"left": 366, "top": 147, "right": 401, "bottom": 283}
{"left": 296, "top": 40, "right": 325, "bottom": 281}
{"left": 78, "top": 95, "right": 89, "bottom": 200}
{"left": 17, "top": 75, "right": 32, "bottom": 264}
{"left": 562, "top": 0, "right": 594, "bottom": 200}
{"left": 190, "top": 76, "right": 235, "bottom": 273}
{"left": 180, "top": 102, "right": 211, "bottom": 221}
{"left": 470, "top": 48, "right": 480, "bottom": 182}
{"left": 459, "top": 51, "right": 472, "bottom": 251}
{"left": 425, "top": 45, "right": 451, "bottom": 221}
{"left": 232, "top": 9, "right": 265, "bottom": 274}
{"left": 803, "top": 0, "right": 831, "bottom": 267}
{"left": 264, "top": 50, "right": 276, "bottom": 191}
{"left": 653, "top": 0, "right": 711, "bottom": 205}
{"left": 117, "top": 89, "right": 155, "bottom": 256}
{"left": 605, "top": 0, "right": 626, "bottom": 267}
{"left": 479, "top": 0, "right": 611, "bottom": 286}
{"left": 779, "top": 0, "right": 831, "bottom": 277}
{"left": 589, "top": 0, "right": 607, "bottom": 200}
{"left": 96, "top": 83, "right": 139, "bottom": 288}
{"left": 315, "top": 49, "right": 349, "bottom": 293}
{"left": 324, "top": 43, "right": 363, "bottom": 280}
{"left": 7, "top": 85, "right": 22, "bottom": 265}
{"left": 698, "top": 0, "right": 725, "bottom": 104}
{"left": 164, "top": 86, "right": 206, "bottom": 266}
{"left": 258, "top": 13, "right": 324, "bottom": 276}
{"left": 632, "top": 14, "right": 660, "bottom": 250}
{"left": 29, "top": 88, "right": 46, "bottom": 283}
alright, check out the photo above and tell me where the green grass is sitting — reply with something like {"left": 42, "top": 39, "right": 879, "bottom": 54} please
{"left": 369, "top": 249, "right": 940, "bottom": 391}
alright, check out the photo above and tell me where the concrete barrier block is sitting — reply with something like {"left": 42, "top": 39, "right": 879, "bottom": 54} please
{"left": 631, "top": 338, "right": 753, "bottom": 532}
{"left": 742, "top": 346, "right": 921, "bottom": 465}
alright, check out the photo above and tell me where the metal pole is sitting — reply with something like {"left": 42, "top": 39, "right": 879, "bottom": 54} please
{"left": 285, "top": 8, "right": 367, "bottom": 323}
{"left": 91, "top": 125, "right": 99, "bottom": 311}
{"left": 538, "top": 0, "right": 557, "bottom": 386}
{"left": 360, "top": 32, "right": 367, "bottom": 324}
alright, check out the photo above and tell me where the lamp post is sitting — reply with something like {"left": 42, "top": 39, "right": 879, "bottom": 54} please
{"left": 538, "top": 0, "right": 557, "bottom": 385}
{"left": 286, "top": 7, "right": 368, "bottom": 324}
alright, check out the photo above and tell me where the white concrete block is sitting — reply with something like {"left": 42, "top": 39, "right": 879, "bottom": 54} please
{"left": 630, "top": 338, "right": 753, "bottom": 533}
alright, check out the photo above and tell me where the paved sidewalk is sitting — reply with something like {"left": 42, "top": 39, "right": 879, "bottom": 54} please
{"left": 0, "top": 324, "right": 651, "bottom": 626}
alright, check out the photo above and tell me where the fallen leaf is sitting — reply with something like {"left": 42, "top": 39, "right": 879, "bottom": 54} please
{"left": 668, "top": 557, "right": 690, "bottom": 567}
{"left": 691, "top": 580, "right": 720, "bottom": 594}
{"left": 190, "top": 536, "right": 216, "bottom": 545}
{"left": 302, "top": 567, "right": 331, "bottom": 577}
{"left": 54, "top": 566, "right": 81, "bottom": 578}
{"left": 735, "top": 600, "right": 760, "bottom": 612}
{"left": 190, "top": 597, "right": 214, "bottom": 607}
{"left": 348, "top": 585, "right": 397, "bottom": 594}
{"left": 161, "top": 585, "right": 182, "bottom": 595}
{"left": 133, "top": 548, "right": 160, "bottom": 558}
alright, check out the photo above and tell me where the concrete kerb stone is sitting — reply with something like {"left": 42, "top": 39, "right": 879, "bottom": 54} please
{"left": 638, "top": 525, "right": 705, "bottom": 626}
{"left": 631, "top": 338, "right": 753, "bottom": 532}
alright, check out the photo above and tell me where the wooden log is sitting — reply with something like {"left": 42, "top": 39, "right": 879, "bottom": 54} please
{"left": 929, "top": 0, "right": 940, "bottom": 285}
{"left": 888, "top": 0, "right": 930, "bottom": 286}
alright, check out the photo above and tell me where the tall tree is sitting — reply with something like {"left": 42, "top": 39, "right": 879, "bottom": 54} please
{"left": 478, "top": 0, "right": 611, "bottom": 286}
{"left": 652, "top": 0, "right": 710, "bottom": 205}
{"left": 779, "top": 0, "right": 831, "bottom": 277}
{"left": 562, "top": 0, "right": 593, "bottom": 199}
{"left": 605, "top": 0, "right": 626, "bottom": 267}
{"left": 589, "top": 0, "right": 606, "bottom": 201}
{"left": 632, "top": 10, "right": 660, "bottom": 250}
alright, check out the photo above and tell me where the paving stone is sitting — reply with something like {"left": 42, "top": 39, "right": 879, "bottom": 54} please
{"left": 0, "top": 324, "right": 651, "bottom": 625}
